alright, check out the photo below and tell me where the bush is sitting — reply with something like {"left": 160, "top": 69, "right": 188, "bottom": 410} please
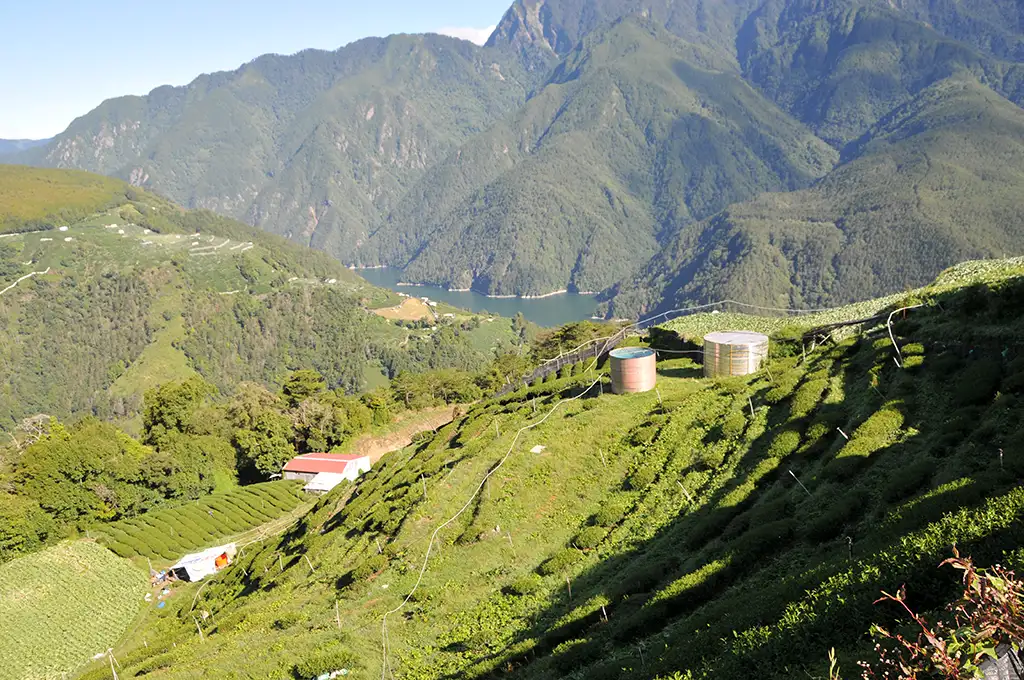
{"left": 697, "top": 444, "right": 727, "bottom": 470}
{"left": 721, "top": 410, "right": 747, "bottom": 439}
{"left": 293, "top": 644, "right": 357, "bottom": 679}
{"left": 803, "top": 491, "right": 867, "bottom": 541}
{"left": 538, "top": 548, "right": 582, "bottom": 576}
{"left": 765, "top": 370, "right": 801, "bottom": 404}
{"left": 351, "top": 553, "right": 388, "bottom": 581}
{"left": 902, "top": 343, "right": 925, "bottom": 356}
{"left": 767, "top": 429, "right": 801, "bottom": 459}
{"left": 955, "top": 358, "right": 1002, "bottom": 405}
{"left": 734, "top": 519, "right": 795, "bottom": 561}
{"left": 837, "top": 409, "right": 905, "bottom": 460}
{"left": 882, "top": 457, "right": 936, "bottom": 502}
{"left": 504, "top": 573, "right": 543, "bottom": 596}
{"left": 593, "top": 499, "right": 629, "bottom": 527}
{"left": 625, "top": 465, "right": 657, "bottom": 491}
{"left": 790, "top": 379, "right": 828, "bottom": 419}
{"left": 573, "top": 526, "right": 607, "bottom": 550}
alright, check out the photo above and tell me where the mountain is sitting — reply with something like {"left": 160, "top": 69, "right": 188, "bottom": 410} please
{"left": 608, "top": 76, "right": 1024, "bottom": 315}
{"left": 23, "top": 35, "right": 529, "bottom": 261}
{"left": 63, "top": 257, "right": 1024, "bottom": 680}
{"left": 0, "top": 166, "right": 520, "bottom": 429}
{"left": 20, "top": 0, "right": 1024, "bottom": 307}
{"left": 0, "top": 138, "right": 49, "bottom": 157}
{"left": 360, "top": 18, "right": 838, "bottom": 295}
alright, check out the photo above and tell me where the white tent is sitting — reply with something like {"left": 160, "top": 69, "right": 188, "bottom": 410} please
{"left": 170, "top": 543, "right": 236, "bottom": 582}
{"left": 303, "top": 472, "right": 349, "bottom": 495}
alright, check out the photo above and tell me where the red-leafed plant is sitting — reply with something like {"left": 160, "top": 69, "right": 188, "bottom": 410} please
{"left": 856, "top": 547, "right": 1024, "bottom": 679}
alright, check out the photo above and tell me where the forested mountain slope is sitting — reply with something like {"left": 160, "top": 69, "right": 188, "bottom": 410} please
{"left": 71, "top": 258, "right": 1024, "bottom": 680}
{"left": 20, "top": 35, "right": 528, "bottom": 261}
{"left": 0, "top": 166, "right": 518, "bottom": 428}
{"left": 19, "top": 0, "right": 1024, "bottom": 306}
{"left": 608, "top": 76, "right": 1024, "bottom": 315}
{"left": 361, "top": 18, "right": 837, "bottom": 294}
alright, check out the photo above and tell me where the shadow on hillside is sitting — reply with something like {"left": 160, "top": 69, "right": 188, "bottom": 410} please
{"left": 435, "top": 283, "right": 1024, "bottom": 679}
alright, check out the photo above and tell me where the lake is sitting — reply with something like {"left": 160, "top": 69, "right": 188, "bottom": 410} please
{"left": 357, "top": 268, "right": 600, "bottom": 328}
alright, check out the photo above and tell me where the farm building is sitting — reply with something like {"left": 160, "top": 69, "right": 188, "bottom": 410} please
{"left": 282, "top": 453, "right": 371, "bottom": 494}
{"left": 170, "top": 543, "right": 236, "bottom": 582}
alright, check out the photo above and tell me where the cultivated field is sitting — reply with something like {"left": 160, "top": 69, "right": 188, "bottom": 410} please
{"left": 0, "top": 541, "right": 146, "bottom": 680}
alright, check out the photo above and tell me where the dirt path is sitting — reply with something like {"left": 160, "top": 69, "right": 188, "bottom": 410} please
{"left": 372, "top": 297, "right": 433, "bottom": 321}
{"left": 345, "top": 406, "right": 459, "bottom": 463}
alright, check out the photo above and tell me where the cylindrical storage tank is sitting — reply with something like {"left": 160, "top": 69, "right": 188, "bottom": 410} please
{"left": 703, "top": 331, "right": 770, "bottom": 378}
{"left": 609, "top": 347, "right": 657, "bottom": 394}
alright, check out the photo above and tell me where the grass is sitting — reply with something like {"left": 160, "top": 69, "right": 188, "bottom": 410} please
{"left": 0, "top": 541, "right": 146, "bottom": 680}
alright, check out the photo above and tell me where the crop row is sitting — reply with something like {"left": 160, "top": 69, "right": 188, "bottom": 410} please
{"left": 93, "top": 481, "right": 305, "bottom": 560}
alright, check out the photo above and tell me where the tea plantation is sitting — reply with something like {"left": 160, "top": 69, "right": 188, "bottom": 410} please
{"left": 0, "top": 541, "right": 146, "bottom": 680}
{"left": 92, "top": 481, "right": 306, "bottom": 561}
{"left": 73, "top": 260, "right": 1024, "bottom": 679}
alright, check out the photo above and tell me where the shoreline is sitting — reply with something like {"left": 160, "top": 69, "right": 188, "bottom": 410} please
{"left": 359, "top": 267, "right": 600, "bottom": 300}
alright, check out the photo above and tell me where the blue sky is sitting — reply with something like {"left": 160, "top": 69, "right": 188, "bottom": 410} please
{"left": 0, "top": 0, "right": 512, "bottom": 139}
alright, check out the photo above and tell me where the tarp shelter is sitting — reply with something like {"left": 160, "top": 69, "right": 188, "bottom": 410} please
{"left": 303, "top": 472, "right": 349, "bottom": 495}
{"left": 170, "top": 543, "right": 237, "bottom": 582}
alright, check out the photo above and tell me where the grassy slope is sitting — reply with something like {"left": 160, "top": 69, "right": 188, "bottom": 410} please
{"left": 73, "top": 258, "right": 1024, "bottom": 680}
{"left": 0, "top": 541, "right": 146, "bottom": 680}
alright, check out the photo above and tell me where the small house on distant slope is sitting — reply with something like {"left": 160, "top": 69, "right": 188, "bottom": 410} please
{"left": 283, "top": 453, "right": 371, "bottom": 494}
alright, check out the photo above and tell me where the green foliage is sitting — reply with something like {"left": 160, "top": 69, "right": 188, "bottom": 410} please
{"left": 538, "top": 549, "right": 583, "bottom": 576}
{"left": 573, "top": 526, "right": 607, "bottom": 550}
{"left": 352, "top": 554, "right": 388, "bottom": 581}
{"left": 767, "top": 429, "right": 801, "bottom": 459}
{"left": 505, "top": 573, "right": 543, "bottom": 597}
{"left": 593, "top": 499, "right": 629, "bottom": 527}
{"left": 292, "top": 641, "right": 358, "bottom": 679}
{"left": 282, "top": 370, "right": 327, "bottom": 408}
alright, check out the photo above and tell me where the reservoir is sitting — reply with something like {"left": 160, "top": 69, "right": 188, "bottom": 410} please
{"left": 357, "top": 268, "right": 600, "bottom": 327}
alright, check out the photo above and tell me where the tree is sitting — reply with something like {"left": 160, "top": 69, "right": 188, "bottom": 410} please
{"left": 143, "top": 377, "right": 217, "bottom": 445}
{"left": 228, "top": 384, "right": 296, "bottom": 478}
{"left": 0, "top": 493, "right": 56, "bottom": 561}
{"left": 282, "top": 370, "right": 327, "bottom": 408}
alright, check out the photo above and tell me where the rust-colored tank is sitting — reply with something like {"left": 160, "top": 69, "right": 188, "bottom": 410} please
{"left": 609, "top": 347, "right": 657, "bottom": 394}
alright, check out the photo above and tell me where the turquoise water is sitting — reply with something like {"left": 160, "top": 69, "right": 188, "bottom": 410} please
{"left": 610, "top": 348, "right": 655, "bottom": 359}
{"left": 357, "top": 268, "right": 600, "bottom": 328}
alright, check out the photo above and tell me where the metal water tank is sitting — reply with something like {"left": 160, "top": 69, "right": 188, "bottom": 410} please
{"left": 703, "top": 331, "right": 770, "bottom": 378}
{"left": 609, "top": 347, "right": 657, "bottom": 394}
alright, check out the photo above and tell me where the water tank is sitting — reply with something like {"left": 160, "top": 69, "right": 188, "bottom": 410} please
{"left": 703, "top": 331, "right": 770, "bottom": 378}
{"left": 609, "top": 347, "right": 657, "bottom": 394}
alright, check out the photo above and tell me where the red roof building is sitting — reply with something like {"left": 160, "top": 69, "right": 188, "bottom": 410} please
{"left": 282, "top": 453, "right": 372, "bottom": 486}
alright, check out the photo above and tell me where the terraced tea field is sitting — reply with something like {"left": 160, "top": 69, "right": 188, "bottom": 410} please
{"left": 93, "top": 481, "right": 306, "bottom": 561}
{"left": 0, "top": 541, "right": 146, "bottom": 680}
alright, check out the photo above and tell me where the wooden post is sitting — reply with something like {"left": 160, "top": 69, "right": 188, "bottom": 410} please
{"left": 335, "top": 600, "right": 341, "bottom": 630}
{"left": 278, "top": 554, "right": 283, "bottom": 572}
{"left": 598, "top": 448, "right": 607, "bottom": 467}
{"left": 304, "top": 554, "right": 315, "bottom": 574}
{"left": 837, "top": 428, "right": 850, "bottom": 440}
{"left": 421, "top": 474, "right": 427, "bottom": 499}
{"left": 656, "top": 388, "right": 663, "bottom": 412}
{"left": 1000, "top": 448, "right": 1004, "bottom": 470}
{"left": 601, "top": 605, "right": 609, "bottom": 622}
{"left": 376, "top": 538, "right": 383, "bottom": 554}
{"left": 507, "top": 532, "right": 516, "bottom": 561}
{"left": 677, "top": 481, "right": 694, "bottom": 504}
{"left": 748, "top": 397, "right": 755, "bottom": 419}
{"left": 109, "top": 652, "right": 119, "bottom": 680}
{"left": 789, "top": 470, "right": 812, "bottom": 497}
{"left": 193, "top": 617, "right": 205, "bottom": 643}
{"left": 566, "top": 576, "right": 572, "bottom": 599}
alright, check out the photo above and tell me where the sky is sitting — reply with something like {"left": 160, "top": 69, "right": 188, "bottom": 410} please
{"left": 0, "top": 0, "right": 512, "bottom": 139}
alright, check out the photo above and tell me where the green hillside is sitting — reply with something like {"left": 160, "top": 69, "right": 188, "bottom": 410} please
{"left": 68, "top": 258, "right": 1024, "bottom": 679}
{"left": 362, "top": 18, "right": 837, "bottom": 295}
{"left": 0, "top": 541, "right": 146, "bottom": 680}
{"left": 0, "top": 166, "right": 521, "bottom": 428}
{"left": 609, "top": 76, "right": 1024, "bottom": 316}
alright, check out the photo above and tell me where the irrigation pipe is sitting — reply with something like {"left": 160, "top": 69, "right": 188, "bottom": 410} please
{"left": 887, "top": 305, "right": 925, "bottom": 367}
{"left": 380, "top": 376, "right": 604, "bottom": 679}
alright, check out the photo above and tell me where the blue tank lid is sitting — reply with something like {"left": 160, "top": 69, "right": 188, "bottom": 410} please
{"left": 609, "top": 347, "right": 655, "bottom": 359}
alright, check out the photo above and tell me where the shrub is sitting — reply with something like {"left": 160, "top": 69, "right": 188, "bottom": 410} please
{"left": 504, "top": 573, "right": 543, "bottom": 596}
{"left": 901, "top": 343, "right": 925, "bottom": 356}
{"left": 734, "top": 519, "right": 795, "bottom": 561}
{"left": 697, "top": 444, "right": 727, "bottom": 470}
{"left": 538, "top": 549, "right": 582, "bottom": 576}
{"left": 721, "top": 410, "right": 747, "bottom": 439}
{"left": 625, "top": 465, "right": 657, "bottom": 491}
{"left": 955, "top": 358, "right": 1002, "bottom": 405}
{"left": 803, "top": 491, "right": 867, "bottom": 541}
{"left": 838, "top": 409, "right": 905, "bottom": 460}
{"left": 593, "top": 499, "right": 629, "bottom": 527}
{"left": 767, "top": 429, "right": 801, "bottom": 459}
{"left": 293, "top": 644, "right": 357, "bottom": 679}
{"left": 351, "top": 554, "right": 388, "bottom": 581}
{"left": 790, "top": 379, "right": 828, "bottom": 419}
{"left": 882, "top": 457, "right": 935, "bottom": 502}
{"left": 765, "top": 370, "right": 801, "bottom": 404}
{"left": 573, "top": 526, "right": 607, "bottom": 550}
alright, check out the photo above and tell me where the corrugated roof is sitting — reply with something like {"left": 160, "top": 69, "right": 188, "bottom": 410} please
{"left": 283, "top": 453, "right": 365, "bottom": 474}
